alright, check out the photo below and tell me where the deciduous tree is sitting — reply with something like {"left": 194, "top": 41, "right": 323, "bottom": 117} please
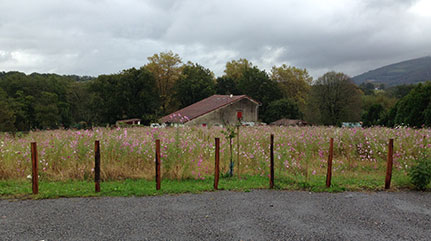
{"left": 264, "top": 98, "right": 300, "bottom": 123}
{"left": 391, "top": 82, "right": 431, "bottom": 127}
{"left": 237, "top": 67, "right": 283, "bottom": 120}
{"left": 174, "top": 62, "right": 216, "bottom": 108}
{"left": 35, "top": 92, "right": 60, "bottom": 129}
{"left": 306, "top": 72, "right": 362, "bottom": 126}
{"left": 0, "top": 88, "right": 16, "bottom": 132}
{"left": 215, "top": 76, "right": 240, "bottom": 95}
{"left": 90, "top": 67, "right": 159, "bottom": 125}
{"left": 361, "top": 94, "right": 396, "bottom": 127}
{"left": 270, "top": 64, "right": 312, "bottom": 105}
{"left": 145, "top": 51, "right": 182, "bottom": 114}
{"left": 224, "top": 58, "right": 252, "bottom": 81}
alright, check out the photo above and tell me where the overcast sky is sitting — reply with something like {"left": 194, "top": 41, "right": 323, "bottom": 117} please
{"left": 1, "top": 0, "right": 430, "bottom": 79}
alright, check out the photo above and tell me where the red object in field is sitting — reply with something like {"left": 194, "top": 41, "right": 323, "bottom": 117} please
{"left": 202, "top": 123, "right": 207, "bottom": 127}
{"left": 237, "top": 111, "right": 242, "bottom": 120}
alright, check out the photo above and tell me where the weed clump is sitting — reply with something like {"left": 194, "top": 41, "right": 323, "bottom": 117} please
{"left": 409, "top": 156, "right": 431, "bottom": 191}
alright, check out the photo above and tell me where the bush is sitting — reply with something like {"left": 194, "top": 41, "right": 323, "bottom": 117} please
{"left": 409, "top": 156, "right": 431, "bottom": 191}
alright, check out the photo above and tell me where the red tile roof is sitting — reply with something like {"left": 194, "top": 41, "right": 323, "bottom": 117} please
{"left": 269, "top": 118, "right": 309, "bottom": 126}
{"left": 160, "top": 95, "right": 259, "bottom": 123}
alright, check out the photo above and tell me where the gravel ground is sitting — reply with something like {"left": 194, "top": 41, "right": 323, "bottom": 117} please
{"left": 1, "top": 190, "right": 430, "bottom": 240}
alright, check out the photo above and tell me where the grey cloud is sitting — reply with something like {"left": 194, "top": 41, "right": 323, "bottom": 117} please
{"left": 0, "top": 0, "right": 430, "bottom": 78}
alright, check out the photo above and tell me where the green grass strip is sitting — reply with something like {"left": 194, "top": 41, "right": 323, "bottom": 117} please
{"left": 0, "top": 174, "right": 414, "bottom": 200}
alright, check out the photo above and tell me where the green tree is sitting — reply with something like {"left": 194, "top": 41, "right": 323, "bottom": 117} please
{"left": 264, "top": 98, "right": 301, "bottom": 123}
{"left": 237, "top": 66, "right": 283, "bottom": 120}
{"left": 359, "top": 82, "right": 376, "bottom": 95}
{"left": 67, "top": 82, "right": 96, "bottom": 126}
{"left": 386, "top": 84, "right": 416, "bottom": 99}
{"left": 215, "top": 76, "right": 240, "bottom": 95}
{"left": 35, "top": 92, "right": 60, "bottom": 129}
{"left": 0, "top": 88, "right": 16, "bottom": 132}
{"left": 361, "top": 94, "right": 397, "bottom": 127}
{"left": 306, "top": 72, "right": 362, "bottom": 126}
{"left": 145, "top": 51, "right": 182, "bottom": 114}
{"left": 89, "top": 74, "right": 121, "bottom": 124}
{"left": 220, "top": 58, "right": 253, "bottom": 95}
{"left": 0, "top": 71, "right": 75, "bottom": 130}
{"left": 118, "top": 67, "right": 160, "bottom": 124}
{"left": 174, "top": 62, "right": 216, "bottom": 108}
{"left": 90, "top": 67, "right": 159, "bottom": 125}
{"left": 224, "top": 58, "right": 252, "bottom": 81}
{"left": 12, "top": 90, "right": 36, "bottom": 131}
{"left": 362, "top": 104, "right": 384, "bottom": 127}
{"left": 221, "top": 59, "right": 283, "bottom": 121}
{"left": 392, "top": 82, "right": 431, "bottom": 127}
{"left": 270, "top": 65, "right": 312, "bottom": 105}
{"left": 424, "top": 102, "right": 431, "bottom": 127}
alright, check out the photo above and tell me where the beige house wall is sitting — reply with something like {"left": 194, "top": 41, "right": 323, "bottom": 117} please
{"left": 186, "top": 98, "right": 258, "bottom": 126}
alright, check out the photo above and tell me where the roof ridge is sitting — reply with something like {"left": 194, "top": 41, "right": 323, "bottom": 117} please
{"left": 160, "top": 94, "right": 254, "bottom": 123}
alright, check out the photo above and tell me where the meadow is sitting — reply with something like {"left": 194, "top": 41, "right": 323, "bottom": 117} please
{"left": 1, "top": 126, "right": 430, "bottom": 193}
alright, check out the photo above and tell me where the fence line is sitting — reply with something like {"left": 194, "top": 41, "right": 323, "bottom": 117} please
{"left": 27, "top": 136, "right": 396, "bottom": 194}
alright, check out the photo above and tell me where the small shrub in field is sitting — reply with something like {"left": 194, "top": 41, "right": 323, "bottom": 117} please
{"left": 408, "top": 156, "right": 431, "bottom": 190}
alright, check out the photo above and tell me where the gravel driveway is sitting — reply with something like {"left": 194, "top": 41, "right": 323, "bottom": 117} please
{"left": 1, "top": 190, "right": 430, "bottom": 240}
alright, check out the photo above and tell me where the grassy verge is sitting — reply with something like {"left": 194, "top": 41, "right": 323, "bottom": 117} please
{"left": 0, "top": 173, "right": 414, "bottom": 200}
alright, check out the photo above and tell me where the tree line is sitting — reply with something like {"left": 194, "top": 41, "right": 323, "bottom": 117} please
{"left": 1, "top": 51, "right": 430, "bottom": 132}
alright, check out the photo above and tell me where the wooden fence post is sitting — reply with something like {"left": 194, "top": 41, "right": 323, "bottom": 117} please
{"left": 326, "top": 138, "right": 334, "bottom": 188}
{"left": 94, "top": 140, "right": 100, "bottom": 193}
{"left": 270, "top": 134, "right": 274, "bottom": 189}
{"left": 155, "top": 139, "right": 161, "bottom": 190}
{"left": 237, "top": 125, "right": 240, "bottom": 179}
{"left": 385, "top": 139, "right": 394, "bottom": 189}
{"left": 31, "top": 142, "right": 38, "bottom": 195}
{"left": 214, "top": 138, "right": 220, "bottom": 190}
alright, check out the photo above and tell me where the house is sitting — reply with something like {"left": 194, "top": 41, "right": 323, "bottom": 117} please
{"left": 116, "top": 118, "right": 141, "bottom": 126}
{"left": 270, "top": 118, "right": 309, "bottom": 126}
{"left": 160, "top": 95, "right": 260, "bottom": 126}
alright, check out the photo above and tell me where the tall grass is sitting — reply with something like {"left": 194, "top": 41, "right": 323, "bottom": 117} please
{"left": 0, "top": 126, "right": 429, "bottom": 183}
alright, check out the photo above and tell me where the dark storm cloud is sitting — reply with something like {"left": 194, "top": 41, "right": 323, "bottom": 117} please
{"left": 0, "top": 0, "right": 430, "bottom": 78}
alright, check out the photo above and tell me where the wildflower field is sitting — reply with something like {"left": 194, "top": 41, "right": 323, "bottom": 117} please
{"left": 1, "top": 126, "right": 430, "bottom": 191}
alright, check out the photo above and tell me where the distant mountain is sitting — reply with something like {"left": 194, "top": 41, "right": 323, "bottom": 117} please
{"left": 352, "top": 56, "right": 431, "bottom": 87}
